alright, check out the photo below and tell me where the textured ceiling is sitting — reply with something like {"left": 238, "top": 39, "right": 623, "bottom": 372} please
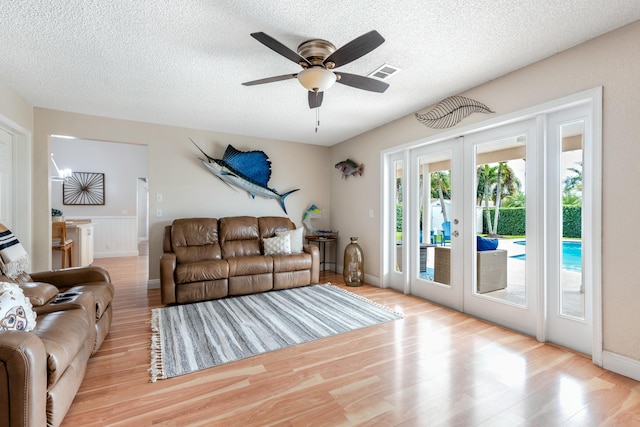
{"left": 2, "top": 1, "right": 640, "bottom": 146}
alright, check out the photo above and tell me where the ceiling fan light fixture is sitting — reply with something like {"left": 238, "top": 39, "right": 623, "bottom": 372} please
{"left": 297, "top": 67, "right": 336, "bottom": 92}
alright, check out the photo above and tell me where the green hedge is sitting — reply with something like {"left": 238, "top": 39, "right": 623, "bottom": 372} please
{"left": 397, "top": 204, "right": 582, "bottom": 238}
{"left": 562, "top": 206, "right": 582, "bottom": 238}
{"left": 483, "top": 206, "right": 582, "bottom": 238}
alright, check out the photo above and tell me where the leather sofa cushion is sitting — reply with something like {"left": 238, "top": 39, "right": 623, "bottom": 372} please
{"left": 175, "top": 259, "right": 229, "bottom": 284}
{"left": 272, "top": 253, "right": 312, "bottom": 272}
{"left": 32, "top": 309, "right": 92, "bottom": 386}
{"left": 176, "top": 279, "right": 228, "bottom": 303}
{"left": 227, "top": 255, "right": 273, "bottom": 276}
{"left": 19, "top": 282, "right": 58, "bottom": 306}
{"left": 229, "top": 273, "right": 273, "bottom": 296}
{"left": 171, "top": 218, "right": 222, "bottom": 263}
{"left": 66, "top": 282, "right": 115, "bottom": 319}
{"left": 220, "top": 216, "right": 261, "bottom": 258}
{"left": 258, "top": 216, "right": 295, "bottom": 239}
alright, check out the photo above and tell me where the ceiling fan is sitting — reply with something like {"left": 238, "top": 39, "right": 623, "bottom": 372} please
{"left": 242, "top": 30, "right": 389, "bottom": 109}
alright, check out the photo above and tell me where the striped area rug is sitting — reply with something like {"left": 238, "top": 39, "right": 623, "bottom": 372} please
{"left": 149, "top": 284, "right": 403, "bottom": 381}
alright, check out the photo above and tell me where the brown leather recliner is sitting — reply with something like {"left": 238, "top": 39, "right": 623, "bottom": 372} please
{"left": 0, "top": 266, "right": 114, "bottom": 427}
{"left": 160, "top": 216, "right": 320, "bottom": 305}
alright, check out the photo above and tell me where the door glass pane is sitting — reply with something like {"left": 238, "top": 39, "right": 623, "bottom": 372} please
{"left": 560, "top": 120, "right": 584, "bottom": 318}
{"left": 475, "top": 135, "right": 527, "bottom": 306}
{"left": 417, "top": 151, "right": 452, "bottom": 287}
{"left": 394, "top": 160, "right": 403, "bottom": 273}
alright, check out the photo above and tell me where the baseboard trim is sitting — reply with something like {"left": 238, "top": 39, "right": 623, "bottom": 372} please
{"left": 94, "top": 251, "right": 139, "bottom": 258}
{"left": 603, "top": 350, "right": 640, "bottom": 381}
{"left": 148, "top": 279, "right": 160, "bottom": 289}
{"left": 365, "top": 273, "right": 380, "bottom": 287}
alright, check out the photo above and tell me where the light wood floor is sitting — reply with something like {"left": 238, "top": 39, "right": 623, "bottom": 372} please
{"left": 61, "top": 253, "right": 640, "bottom": 426}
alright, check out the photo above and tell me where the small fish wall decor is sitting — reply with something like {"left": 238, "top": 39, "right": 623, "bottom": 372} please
{"left": 191, "top": 139, "right": 299, "bottom": 214}
{"left": 302, "top": 204, "right": 323, "bottom": 233}
{"left": 415, "top": 96, "right": 494, "bottom": 129}
{"left": 335, "top": 159, "right": 364, "bottom": 179}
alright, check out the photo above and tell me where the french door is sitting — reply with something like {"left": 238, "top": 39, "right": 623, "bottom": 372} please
{"left": 383, "top": 92, "right": 599, "bottom": 356}
{"left": 462, "top": 119, "right": 540, "bottom": 336}
{"left": 407, "top": 140, "right": 463, "bottom": 310}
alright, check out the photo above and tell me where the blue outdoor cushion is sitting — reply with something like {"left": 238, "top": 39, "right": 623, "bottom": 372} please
{"left": 477, "top": 236, "right": 499, "bottom": 251}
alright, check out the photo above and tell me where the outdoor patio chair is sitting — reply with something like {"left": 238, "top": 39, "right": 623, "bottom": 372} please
{"left": 442, "top": 221, "right": 451, "bottom": 245}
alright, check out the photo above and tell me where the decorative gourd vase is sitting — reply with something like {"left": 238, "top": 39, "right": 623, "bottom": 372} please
{"left": 343, "top": 237, "right": 364, "bottom": 287}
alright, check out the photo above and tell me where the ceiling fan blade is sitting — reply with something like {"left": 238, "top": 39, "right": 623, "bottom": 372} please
{"left": 324, "top": 30, "right": 385, "bottom": 68}
{"left": 308, "top": 91, "right": 323, "bottom": 109}
{"left": 251, "top": 32, "right": 311, "bottom": 66}
{"left": 336, "top": 72, "right": 389, "bottom": 93}
{"left": 242, "top": 74, "right": 297, "bottom": 86}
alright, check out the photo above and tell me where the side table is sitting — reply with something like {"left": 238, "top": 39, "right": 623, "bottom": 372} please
{"left": 305, "top": 235, "right": 338, "bottom": 273}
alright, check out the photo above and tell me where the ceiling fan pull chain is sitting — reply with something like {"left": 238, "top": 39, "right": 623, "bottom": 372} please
{"left": 315, "top": 106, "right": 320, "bottom": 133}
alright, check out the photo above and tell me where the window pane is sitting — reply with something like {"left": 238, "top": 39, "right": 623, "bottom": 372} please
{"left": 475, "top": 135, "right": 527, "bottom": 306}
{"left": 560, "top": 120, "right": 584, "bottom": 319}
{"left": 394, "top": 160, "right": 403, "bottom": 273}
{"left": 418, "top": 151, "right": 452, "bottom": 287}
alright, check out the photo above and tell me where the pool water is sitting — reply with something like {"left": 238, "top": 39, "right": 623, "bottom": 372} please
{"left": 511, "top": 240, "right": 582, "bottom": 272}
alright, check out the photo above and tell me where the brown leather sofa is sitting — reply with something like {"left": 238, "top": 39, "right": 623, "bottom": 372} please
{"left": 0, "top": 266, "right": 114, "bottom": 427}
{"left": 161, "top": 216, "right": 320, "bottom": 305}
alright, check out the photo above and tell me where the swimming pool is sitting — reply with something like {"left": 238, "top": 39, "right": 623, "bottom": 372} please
{"left": 511, "top": 240, "right": 582, "bottom": 272}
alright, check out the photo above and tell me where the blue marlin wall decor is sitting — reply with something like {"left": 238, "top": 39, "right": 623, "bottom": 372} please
{"left": 191, "top": 139, "right": 299, "bottom": 214}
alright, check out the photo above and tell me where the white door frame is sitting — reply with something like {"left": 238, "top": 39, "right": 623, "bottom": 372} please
{"left": 0, "top": 114, "right": 32, "bottom": 259}
{"left": 381, "top": 150, "right": 409, "bottom": 293}
{"left": 545, "top": 104, "right": 596, "bottom": 356}
{"left": 381, "top": 87, "right": 602, "bottom": 365}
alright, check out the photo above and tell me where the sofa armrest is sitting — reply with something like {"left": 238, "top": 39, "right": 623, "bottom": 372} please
{"left": 29, "top": 266, "right": 111, "bottom": 291}
{"left": 34, "top": 292, "right": 97, "bottom": 322}
{"left": 0, "top": 331, "right": 47, "bottom": 427}
{"left": 303, "top": 244, "right": 320, "bottom": 284}
{"left": 160, "top": 253, "right": 177, "bottom": 304}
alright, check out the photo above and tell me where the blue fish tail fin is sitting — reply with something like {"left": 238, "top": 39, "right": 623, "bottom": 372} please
{"left": 279, "top": 189, "right": 300, "bottom": 214}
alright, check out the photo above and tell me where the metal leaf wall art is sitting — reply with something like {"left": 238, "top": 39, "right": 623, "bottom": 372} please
{"left": 415, "top": 96, "right": 494, "bottom": 129}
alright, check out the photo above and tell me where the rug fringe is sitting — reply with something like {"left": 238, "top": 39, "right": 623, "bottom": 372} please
{"left": 324, "top": 283, "right": 406, "bottom": 318}
{"left": 148, "top": 308, "right": 165, "bottom": 382}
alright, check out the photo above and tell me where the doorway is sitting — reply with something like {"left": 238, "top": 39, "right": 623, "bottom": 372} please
{"left": 0, "top": 119, "right": 31, "bottom": 257}
{"left": 382, "top": 89, "right": 601, "bottom": 358}
{"left": 50, "top": 137, "right": 149, "bottom": 259}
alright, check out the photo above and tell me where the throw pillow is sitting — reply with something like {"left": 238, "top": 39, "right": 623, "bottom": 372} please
{"left": 276, "top": 227, "right": 304, "bottom": 254}
{"left": 263, "top": 234, "right": 291, "bottom": 256}
{"left": 477, "top": 236, "right": 499, "bottom": 251}
{"left": 0, "top": 282, "right": 37, "bottom": 331}
{"left": 0, "top": 225, "right": 30, "bottom": 279}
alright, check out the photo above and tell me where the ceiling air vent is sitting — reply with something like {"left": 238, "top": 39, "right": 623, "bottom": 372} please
{"left": 368, "top": 63, "right": 400, "bottom": 81}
